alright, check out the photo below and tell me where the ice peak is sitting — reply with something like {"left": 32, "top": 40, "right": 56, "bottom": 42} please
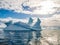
{"left": 28, "top": 17, "right": 33, "bottom": 25}
{"left": 32, "top": 18, "right": 41, "bottom": 30}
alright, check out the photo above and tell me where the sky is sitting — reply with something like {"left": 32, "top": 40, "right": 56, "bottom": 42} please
{"left": 0, "top": 0, "right": 60, "bottom": 27}
{"left": 0, "top": 0, "right": 60, "bottom": 18}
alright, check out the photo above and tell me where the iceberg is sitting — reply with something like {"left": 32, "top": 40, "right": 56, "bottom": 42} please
{"left": 3, "top": 18, "right": 42, "bottom": 45}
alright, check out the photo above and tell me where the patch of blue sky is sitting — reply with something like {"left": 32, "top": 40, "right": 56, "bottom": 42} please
{"left": 0, "top": 8, "right": 31, "bottom": 19}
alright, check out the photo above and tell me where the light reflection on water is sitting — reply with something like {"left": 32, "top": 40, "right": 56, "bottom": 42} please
{"left": 41, "top": 26, "right": 60, "bottom": 30}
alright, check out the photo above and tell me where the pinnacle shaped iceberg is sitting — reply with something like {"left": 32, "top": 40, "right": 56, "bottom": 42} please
{"left": 28, "top": 17, "right": 33, "bottom": 25}
{"left": 32, "top": 18, "right": 41, "bottom": 30}
{"left": 32, "top": 18, "right": 41, "bottom": 38}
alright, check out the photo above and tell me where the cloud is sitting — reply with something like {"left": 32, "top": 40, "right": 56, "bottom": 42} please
{"left": 0, "top": 22, "right": 6, "bottom": 28}
{"left": 0, "top": 17, "right": 28, "bottom": 23}
{"left": 0, "top": 0, "right": 60, "bottom": 16}
{"left": 41, "top": 14, "right": 60, "bottom": 27}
